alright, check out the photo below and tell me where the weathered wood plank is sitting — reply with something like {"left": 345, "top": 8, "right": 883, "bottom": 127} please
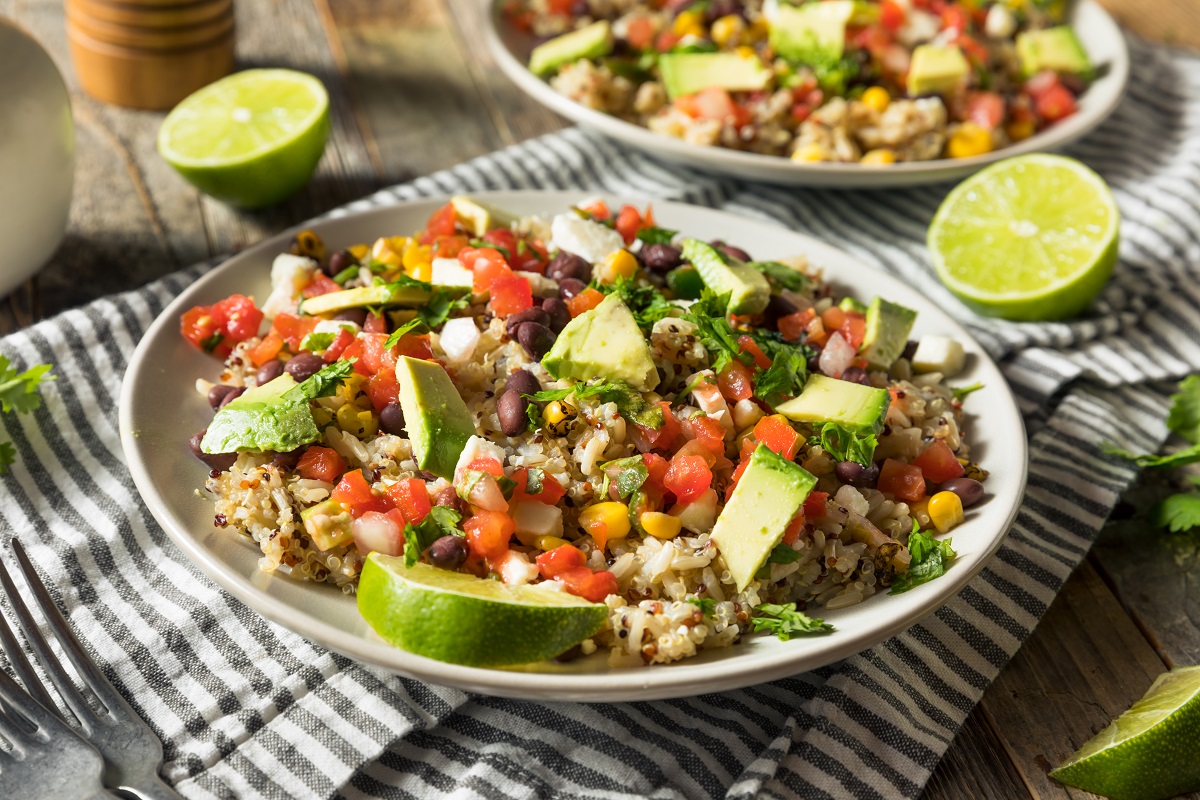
{"left": 1097, "top": 0, "right": 1200, "bottom": 49}
{"left": 922, "top": 705, "right": 1032, "bottom": 800}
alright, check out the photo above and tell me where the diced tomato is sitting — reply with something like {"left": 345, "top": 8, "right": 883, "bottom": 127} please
{"left": 626, "top": 15, "right": 656, "bottom": 49}
{"left": 642, "top": 453, "right": 669, "bottom": 489}
{"left": 356, "top": 332, "right": 392, "bottom": 374}
{"left": 302, "top": 273, "right": 341, "bottom": 299}
{"left": 778, "top": 308, "right": 814, "bottom": 342}
{"left": 482, "top": 228, "right": 518, "bottom": 256}
{"left": 850, "top": 23, "right": 893, "bottom": 57}
{"left": 689, "top": 415, "right": 727, "bottom": 456}
{"left": 803, "top": 490, "right": 829, "bottom": 520}
{"left": 180, "top": 307, "right": 224, "bottom": 355}
{"left": 966, "top": 91, "right": 1006, "bottom": 130}
{"left": 726, "top": 458, "right": 751, "bottom": 501}
{"left": 664, "top": 454, "right": 713, "bottom": 504}
{"left": 385, "top": 477, "right": 431, "bottom": 524}
{"left": 718, "top": 360, "right": 754, "bottom": 402}
{"left": 489, "top": 275, "right": 534, "bottom": 317}
{"left": 738, "top": 336, "right": 771, "bottom": 371}
{"left": 940, "top": 4, "right": 969, "bottom": 35}
{"left": 463, "top": 510, "right": 515, "bottom": 561}
{"left": 1034, "top": 84, "right": 1077, "bottom": 123}
{"left": 566, "top": 287, "right": 605, "bottom": 317}
{"left": 511, "top": 238, "right": 549, "bottom": 273}
{"left": 363, "top": 312, "right": 388, "bottom": 334}
{"left": 546, "top": 0, "right": 572, "bottom": 14}
{"left": 634, "top": 402, "right": 682, "bottom": 454}
{"left": 754, "top": 415, "right": 800, "bottom": 460}
{"left": 577, "top": 199, "right": 611, "bottom": 221}
{"left": 423, "top": 202, "right": 458, "bottom": 241}
{"left": 821, "top": 306, "right": 846, "bottom": 332}
{"left": 322, "top": 327, "right": 355, "bottom": 363}
{"left": 215, "top": 295, "right": 264, "bottom": 342}
{"left": 332, "top": 469, "right": 394, "bottom": 517}
{"left": 393, "top": 333, "right": 434, "bottom": 361}
{"left": 296, "top": 446, "right": 347, "bottom": 483}
{"left": 460, "top": 247, "right": 515, "bottom": 293}
{"left": 365, "top": 370, "right": 400, "bottom": 411}
{"left": 839, "top": 312, "right": 867, "bottom": 351}
{"left": 782, "top": 513, "right": 805, "bottom": 545}
{"left": 615, "top": 205, "right": 642, "bottom": 245}
{"left": 467, "top": 457, "right": 504, "bottom": 478}
{"left": 880, "top": 0, "right": 906, "bottom": 31}
{"left": 510, "top": 468, "right": 566, "bottom": 506}
{"left": 655, "top": 29, "right": 681, "bottom": 52}
{"left": 270, "top": 313, "right": 318, "bottom": 351}
{"left": 878, "top": 458, "right": 927, "bottom": 503}
{"left": 913, "top": 440, "right": 965, "bottom": 483}
{"left": 535, "top": 544, "right": 586, "bottom": 579}
{"left": 957, "top": 34, "right": 989, "bottom": 68}
{"left": 557, "top": 568, "right": 619, "bottom": 602}
{"left": 180, "top": 294, "right": 264, "bottom": 357}
{"left": 1023, "top": 70, "right": 1060, "bottom": 97}
{"left": 248, "top": 332, "right": 284, "bottom": 367}
{"left": 431, "top": 234, "right": 470, "bottom": 259}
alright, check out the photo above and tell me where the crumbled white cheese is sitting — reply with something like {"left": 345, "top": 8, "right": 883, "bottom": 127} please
{"left": 550, "top": 213, "right": 625, "bottom": 266}
{"left": 262, "top": 254, "right": 316, "bottom": 318}
{"left": 431, "top": 257, "right": 474, "bottom": 288}
{"left": 911, "top": 335, "right": 966, "bottom": 377}
{"left": 984, "top": 5, "right": 1016, "bottom": 39}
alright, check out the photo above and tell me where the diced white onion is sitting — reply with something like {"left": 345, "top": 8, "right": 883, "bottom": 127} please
{"left": 352, "top": 511, "right": 404, "bottom": 557}
{"left": 513, "top": 502, "right": 564, "bottom": 538}
{"left": 439, "top": 317, "right": 480, "bottom": 363}
{"left": 819, "top": 331, "right": 856, "bottom": 378}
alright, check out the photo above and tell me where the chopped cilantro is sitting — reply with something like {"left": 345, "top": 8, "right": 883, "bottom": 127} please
{"left": 596, "top": 276, "right": 675, "bottom": 330}
{"left": 469, "top": 238, "right": 510, "bottom": 260}
{"left": 635, "top": 226, "right": 679, "bottom": 246}
{"left": 525, "top": 401, "right": 542, "bottom": 433}
{"left": 530, "top": 381, "right": 663, "bottom": 428}
{"left": 404, "top": 506, "right": 464, "bottom": 567}
{"left": 749, "top": 261, "right": 810, "bottom": 293}
{"left": 298, "top": 331, "right": 337, "bottom": 353}
{"left": 809, "top": 422, "right": 877, "bottom": 467}
{"left": 889, "top": 528, "right": 956, "bottom": 594}
{"left": 750, "top": 603, "right": 833, "bottom": 640}
{"left": 1154, "top": 492, "right": 1200, "bottom": 533}
{"left": 683, "top": 289, "right": 744, "bottom": 373}
{"left": 602, "top": 455, "right": 649, "bottom": 499}
{"left": 951, "top": 382, "right": 985, "bottom": 402}
{"left": 284, "top": 360, "right": 354, "bottom": 401}
{"left": 418, "top": 288, "right": 471, "bottom": 330}
{"left": 753, "top": 344, "right": 809, "bottom": 407}
{"left": 200, "top": 332, "right": 224, "bottom": 353}
{"left": 383, "top": 318, "right": 429, "bottom": 350}
{"left": 686, "top": 597, "right": 716, "bottom": 615}
{"left": 1168, "top": 375, "right": 1200, "bottom": 443}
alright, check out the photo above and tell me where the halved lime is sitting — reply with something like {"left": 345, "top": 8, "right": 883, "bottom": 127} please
{"left": 158, "top": 69, "right": 330, "bottom": 209}
{"left": 1050, "top": 665, "right": 1200, "bottom": 800}
{"left": 927, "top": 154, "right": 1119, "bottom": 321}
{"left": 357, "top": 554, "right": 608, "bottom": 667}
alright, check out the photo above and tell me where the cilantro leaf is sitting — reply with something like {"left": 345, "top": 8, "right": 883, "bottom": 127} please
{"left": 809, "top": 422, "right": 877, "bottom": 467}
{"left": 0, "top": 441, "right": 14, "bottom": 474}
{"left": 1153, "top": 492, "right": 1200, "bottom": 533}
{"left": 686, "top": 597, "right": 715, "bottom": 615}
{"left": 683, "top": 289, "right": 744, "bottom": 373}
{"left": 299, "top": 332, "right": 337, "bottom": 353}
{"left": 387, "top": 273, "right": 433, "bottom": 291}
{"left": 951, "top": 382, "right": 984, "bottom": 402}
{"left": 1168, "top": 375, "right": 1200, "bottom": 443}
{"left": 383, "top": 318, "right": 429, "bottom": 350}
{"left": 756, "top": 541, "right": 804, "bottom": 579}
{"left": 1103, "top": 442, "right": 1200, "bottom": 469}
{"left": 284, "top": 360, "right": 354, "bottom": 402}
{"left": 635, "top": 226, "right": 678, "bottom": 245}
{"left": 612, "top": 459, "right": 649, "bottom": 499}
{"left": 750, "top": 603, "right": 833, "bottom": 640}
{"left": 530, "top": 381, "right": 663, "bottom": 428}
{"left": 0, "top": 358, "right": 54, "bottom": 415}
{"left": 200, "top": 332, "right": 224, "bottom": 353}
{"left": 753, "top": 345, "right": 809, "bottom": 407}
{"left": 749, "top": 261, "right": 810, "bottom": 293}
{"left": 525, "top": 401, "right": 542, "bottom": 433}
{"left": 889, "top": 529, "right": 956, "bottom": 594}
{"left": 403, "top": 505, "right": 464, "bottom": 568}
{"left": 596, "top": 276, "right": 674, "bottom": 330}
{"left": 419, "top": 288, "right": 471, "bottom": 330}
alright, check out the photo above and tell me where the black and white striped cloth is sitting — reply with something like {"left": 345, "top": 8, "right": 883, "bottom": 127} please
{"left": 1, "top": 35, "right": 1197, "bottom": 800}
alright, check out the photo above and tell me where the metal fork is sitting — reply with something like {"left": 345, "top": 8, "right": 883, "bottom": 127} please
{"left": 0, "top": 539, "right": 183, "bottom": 800}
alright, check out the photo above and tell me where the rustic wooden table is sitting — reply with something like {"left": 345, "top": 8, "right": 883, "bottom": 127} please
{"left": 3, "top": 0, "right": 1198, "bottom": 796}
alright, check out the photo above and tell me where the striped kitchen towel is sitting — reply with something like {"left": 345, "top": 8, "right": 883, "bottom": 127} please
{"left": 0, "top": 34, "right": 1198, "bottom": 800}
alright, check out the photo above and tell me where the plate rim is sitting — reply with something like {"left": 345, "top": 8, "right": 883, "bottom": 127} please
{"left": 483, "top": 0, "right": 1130, "bottom": 187}
{"left": 119, "top": 190, "right": 1029, "bottom": 701}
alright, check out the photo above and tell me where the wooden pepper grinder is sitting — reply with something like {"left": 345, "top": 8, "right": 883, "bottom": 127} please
{"left": 66, "top": 0, "right": 235, "bottom": 110}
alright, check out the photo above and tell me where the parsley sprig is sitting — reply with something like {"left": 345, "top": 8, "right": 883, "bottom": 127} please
{"left": 889, "top": 524, "right": 956, "bottom": 594}
{"left": 809, "top": 422, "right": 878, "bottom": 467}
{"left": 595, "top": 276, "right": 675, "bottom": 330}
{"left": 0, "top": 356, "right": 54, "bottom": 474}
{"left": 750, "top": 603, "right": 833, "bottom": 640}
{"left": 1106, "top": 375, "right": 1200, "bottom": 469}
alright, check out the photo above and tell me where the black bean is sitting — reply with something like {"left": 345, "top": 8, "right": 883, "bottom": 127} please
{"left": 379, "top": 401, "right": 406, "bottom": 436}
{"left": 333, "top": 308, "right": 368, "bottom": 327}
{"left": 807, "top": 355, "right": 821, "bottom": 374}
{"left": 284, "top": 353, "right": 325, "bottom": 382}
{"left": 517, "top": 321, "right": 557, "bottom": 361}
{"left": 504, "top": 307, "right": 550, "bottom": 340}
{"left": 207, "top": 384, "right": 239, "bottom": 410}
{"left": 939, "top": 477, "right": 984, "bottom": 508}
{"left": 188, "top": 431, "right": 236, "bottom": 471}
{"left": 497, "top": 389, "right": 528, "bottom": 436}
{"left": 218, "top": 386, "right": 245, "bottom": 409}
{"left": 546, "top": 252, "right": 592, "bottom": 283}
{"left": 256, "top": 360, "right": 285, "bottom": 385}
{"left": 328, "top": 249, "right": 357, "bottom": 274}
{"left": 704, "top": 0, "right": 743, "bottom": 22}
{"left": 557, "top": 277, "right": 587, "bottom": 299}
{"left": 505, "top": 369, "right": 541, "bottom": 400}
{"left": 835, "top": 461, "right": 878, "bottom": 487}
{"left": 711, "top": 240, "right": 751, "bottom": 262}
{"left": 841, "top": 366, "right": 871, "bottom": 386}
{"left": 542, "top": 297, "right": 572, "bottom": 332}
{"left": 428, "top": 534, "right": 469, "bottom": 569}
{"left": 433, "top": 486, "right": 463, "bottom": 512}
{"left": 767, "top": 293, "right": 800, "bottom": 318}
{"left": 272, "top": 449, "right": 303, "bottom": 470}
{"left": 640, "top": 243, "right": 683, "bottom": 272}
{"left": 902, "top": 340, "right": 919, "bottom": 361}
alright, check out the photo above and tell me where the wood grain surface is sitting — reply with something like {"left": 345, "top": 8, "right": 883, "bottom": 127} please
{"left": 0, "top": 0, "right": 1197, "bottom": 796}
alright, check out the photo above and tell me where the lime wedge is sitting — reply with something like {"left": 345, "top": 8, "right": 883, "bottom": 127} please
{"left": 1050, "top": 665, "right": 1200, "bottom": 800}
{"left": 357, "top": 554, "right": 608, "bottom": 667}
{"left": 157, "top": 69, "right": 330, "bottom": 209}
{"left": 927, "top": 154, "right": 1119, "bottom": 321}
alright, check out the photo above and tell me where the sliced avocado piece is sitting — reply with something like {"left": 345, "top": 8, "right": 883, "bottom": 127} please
{"left": 301, "top": 498, "right": 354, "bottom": 551}
{"left": 542, "top": 293, "right": 659, "bottom": 391}
{"left": 838, "top": 297, "right": 868, "bottom": 314}
{"left": 859, "top": 297, "right": 917, "bottom": 370}
{"left": 658, "top": 52, "right": 772, "bottom": 101}
{"left": 396, "top": 355, "right": 476, "bottom": 479}
{"left": 775, "top": 374, "right": 889, "bottom": 434}
{"left": 710, "top": 444, "right": 817, "bottom": 592}
{"left": 301, "top": 283, "right": 433, "bottom": 316}
{"left": 681, "top": 239, "right": 771, "bottom": 316}
{"left": 529, "top": 20, "right": 613, "bottom": 77}
{"left": 770, "top": 0, "right": 857, "bottom": 63}
{"left": 907, "top": 44, "right": 969, "bottom": 96}
{"left": 450, "top": 195, "right": 518, "bottom": 238}
{"left": 1017, "top": 26, "right": 1093, "bottom": 80}
{"left": 201, "top": 374, "right": 320, "bottom": 454}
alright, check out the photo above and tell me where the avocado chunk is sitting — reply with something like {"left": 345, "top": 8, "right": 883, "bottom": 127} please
{"left": 681, "top": 239, "right": 771, "bottom": 316}
{"left": 710, "top": 444, "right": 817, "bottom": 592}
{"left": 450, "top": 195, "right": 517, "bottom": 238}
{"left": 201, "top": 374, "right": 320, "bottom": 454}
{"left": 542, "top": 293, "right": 659, "bottom": 391}
{"left": 1016, "top": 26, "right": 1093, "bottom": 79}
{"left": 770, "top": 0, "right": 858, "bottom": 63}
{"left": 859, "top": 297, "right": 917, "bottom": 370}
{"left": 775, "top": 374, "right": 889, "bottom": 434}
{"left": 838, "top": 297, "right": 867, "bottom": 314}
{"left": 907, "top": 44, "right": 969, "bottom": 96}
{"left": 396, "top": 355, "right": 477, "bottom": 480}
{"left": 529, "top": 20, "right": 613, "bottom": 77}
{"left": 658, "top": 52, "right": 772, "bottom": 101}
{"left": 301, "top": 283, "right": 433, "bottom": 316}
{"left": 301, "top": 498, "right": 354, "bottom": 551}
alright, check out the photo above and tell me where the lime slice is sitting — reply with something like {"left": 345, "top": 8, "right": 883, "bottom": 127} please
{"left": 357, "top": 554, "right": 608, "bottom": 667}
{"left": 157, "top": 69, "right": 330, "bottom": 209}
{"left": 927, "top": 154, "right": 1119, "bottom": 321}
{"left": 1050, "top": 665, "right": 1200, "bottom": 800}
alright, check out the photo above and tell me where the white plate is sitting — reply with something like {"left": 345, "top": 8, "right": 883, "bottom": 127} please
{"left": 486, "top": 1, "right": 1129, "bottom": 188}
{"left": 119, "top": 192, "right": 1027, "bottom": 701}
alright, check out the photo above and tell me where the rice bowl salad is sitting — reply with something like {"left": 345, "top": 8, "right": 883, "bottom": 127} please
{"left": 183, "top": 195, "right": 988, "bottom": 668}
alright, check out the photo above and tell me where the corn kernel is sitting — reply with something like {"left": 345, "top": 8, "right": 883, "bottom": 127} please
{"left": 1005, "top": 118, "right": 1035, "bottom": 142}
{"left": 535, "top": 535, "right": 570, "bottom": 551}
{"left": 946, "top": 122, "right": 994, "bottom": 159}
{"left": 580, "top": 502, "right": 631, "bottom": 542}
{"left": 710, "top": 14, "right": 745, "bottom": 48}
{"left": 791, "top": 144, "right": 827, "bottom": 163}
{"left": 861, "top": 86, "right": 891, "bottom": 113}
{"left": 597, "top": 249, "right": 639, "bottom": 284}
{"left": 409, "top": 262, "right": 433, "bottom": 282}
{"left": 336, "top": 405, "right": 378, "bottom": 438}
{"left": 371, "top": 237, "right": 403, "bottom": 266}
{"left": 543, "top": 400, "right": 577, "bottom": 435}
{"left": 347, "top": 244, "right": 370, "bottom": 261}
{"left": 641, "top": 511, "right": 683, "bottom": 540}
{"left": 928, "top": 491, "right": 964, "bottom": 534}
{"left": 860, "top": 148, "right": 896, "bottom": 165}
{"left": 672, "top": 10, "right": 704, "bottom": 38}
{"left": 402, "top": 241, "right": 430, "bottom": 270}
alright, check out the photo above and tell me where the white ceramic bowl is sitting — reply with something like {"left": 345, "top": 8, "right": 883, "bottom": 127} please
{"left": 120, "top": 192, "right": 1028, "bottom": 701}
{"left": 0, "top": 20, "right": 74, "bottom": 297}
{"left": 486, "top": 0, "right": 1129, "bottom": 188}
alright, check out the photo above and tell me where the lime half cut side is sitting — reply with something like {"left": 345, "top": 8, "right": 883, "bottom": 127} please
{"left": 357, "top": 554, "right": 608, "bottom": 668}
{"left": 1050, "top": 665, "right": 1200, "bottom": 800}
{"left": 927, "top": 154, "right": 1119, "bottom": 321}
{"left": 158, "top": 69, "right": 330, "bottom": 209}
